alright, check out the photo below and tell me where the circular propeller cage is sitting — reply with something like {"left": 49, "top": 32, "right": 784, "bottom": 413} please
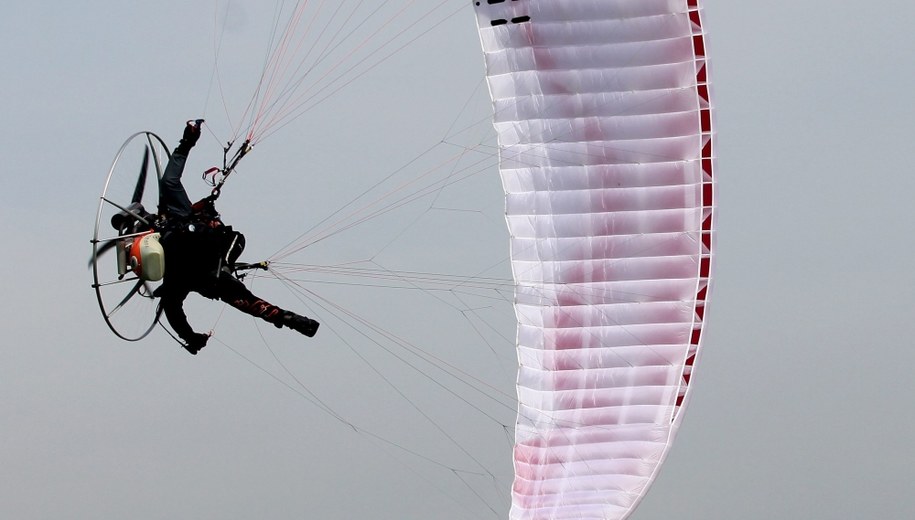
{"left": 90, "top": 132, "right": 171, "bottom": 341}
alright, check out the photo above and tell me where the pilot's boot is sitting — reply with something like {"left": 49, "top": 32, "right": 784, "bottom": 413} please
{"left": 275, "top": 311, "right": 320, "bottom": 337}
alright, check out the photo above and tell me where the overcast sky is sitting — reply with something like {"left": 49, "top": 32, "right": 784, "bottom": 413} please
{"left": 2, "top": 1, "right": 915, "bottom": 519}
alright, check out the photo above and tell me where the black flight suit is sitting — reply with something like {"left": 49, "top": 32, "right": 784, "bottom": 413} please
{"left": 155, "top": 123, "right": 318, "bottom": 354}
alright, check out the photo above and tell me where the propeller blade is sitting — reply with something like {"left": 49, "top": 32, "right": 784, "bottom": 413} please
{"left": 88, "top": 239, "right": 118, "bottom": 268}
{"left": 132, "top": 146, "right": 150, "bottom": 204}
{"left": 141, "top": 281, "right": 157, "bottom": 299}
{"left": 108, "top": 279, "right": 144, "bottom": 318}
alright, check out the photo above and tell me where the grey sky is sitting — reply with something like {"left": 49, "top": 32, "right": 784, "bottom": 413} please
{"left": 2, "top": 1, "right": 914, "bottom": 519}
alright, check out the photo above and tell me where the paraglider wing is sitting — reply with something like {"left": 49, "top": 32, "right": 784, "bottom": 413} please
{"left": 472, "top": 1, "right": 714, "bottom": 519}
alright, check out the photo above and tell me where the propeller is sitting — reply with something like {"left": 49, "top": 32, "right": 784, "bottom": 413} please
{"left": 131, "top": 146, "right": 149, "bottom": 204}
{"left": 90, "top": 239, "right": 118, "bottom": 267}
{"left": 108, "top": 279, "right": 146, "bottom": 318}
{"left": 89, "top": 146, "right": 152, "bottom": 267}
